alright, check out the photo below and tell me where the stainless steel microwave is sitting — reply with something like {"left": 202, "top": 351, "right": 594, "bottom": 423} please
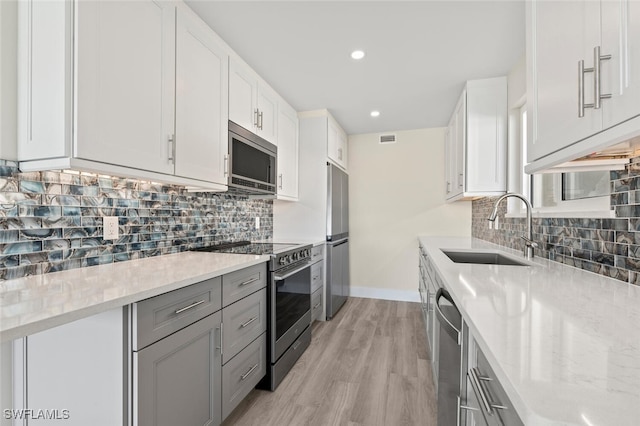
{"left": 228, "top": 121, "right": 277, "bottom": 195}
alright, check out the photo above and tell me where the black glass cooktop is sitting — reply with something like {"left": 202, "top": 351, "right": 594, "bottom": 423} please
{"left": 192, "top": 241, "right": 301, "bottom": 256}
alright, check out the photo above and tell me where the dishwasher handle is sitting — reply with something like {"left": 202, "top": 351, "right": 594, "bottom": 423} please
{"left": 435, "top": 288, "right": 461, "bottom": 345}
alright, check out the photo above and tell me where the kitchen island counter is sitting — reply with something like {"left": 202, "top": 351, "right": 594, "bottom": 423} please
{"left": 418, "top": 236, "right": 640, "bottom": 426}
{"left": 0, "top": 251, "right": 269, "bottom": 342}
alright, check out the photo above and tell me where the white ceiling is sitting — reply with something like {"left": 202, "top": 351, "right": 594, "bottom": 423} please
{"left": 186, "top": 1, "right": 525, "bottom": 135}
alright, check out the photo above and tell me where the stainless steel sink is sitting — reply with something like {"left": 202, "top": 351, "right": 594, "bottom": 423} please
{"left": 441, "top": 250, "right": 530, "bottom": 266}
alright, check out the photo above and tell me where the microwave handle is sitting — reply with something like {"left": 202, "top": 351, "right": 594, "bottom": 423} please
{"left": 224, "top": 154, "right": 229, "bottom": 177}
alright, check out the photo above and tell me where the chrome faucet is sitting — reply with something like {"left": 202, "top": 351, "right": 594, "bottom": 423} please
{"left": 487, "top": 193, "right": 538, "bottom": 259}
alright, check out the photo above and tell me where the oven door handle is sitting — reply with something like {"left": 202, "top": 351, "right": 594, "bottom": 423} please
{"left": 273, "top": 262, "right": 311, "bottom": 281}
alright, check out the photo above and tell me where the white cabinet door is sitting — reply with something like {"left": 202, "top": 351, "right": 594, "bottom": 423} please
{"left": 327, "top": 115, "right": 347, "bottom": 170}
{"left": 256, "top": 84, "right": 278, "bottom": 144}
{"left": 229, "top": 58, "right": 258, "bottom": 132}
{"left": 466, "top": 79, "right": 507, "bottom": 193}
{"left": 527, "top": 0, "right": 602, "bottom": 162}
{"left": 175, "top": 8, "right": 228, "bottom": 185}
{"left": 277, "top": 102, "right": 299, "bottom": 200}
{"left": 75, "top": 0, "right": 175, "bottom": 174}
{"left": 446, "top": 93, "right": 465, "bottom": 200}
{"left": 601, "top": 0, "right": 640, "bottom": 130}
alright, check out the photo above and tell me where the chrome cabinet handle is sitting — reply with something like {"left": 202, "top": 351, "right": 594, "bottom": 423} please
{"left": 239, "top": 277, "right": 259, "bottom": 287}
{"left": 458, "top": 173, "right": 463, "bottom": 188}
{"left": 240, "top": 363, "right": 259, "bottom": 380}
{"left": 278, "top": 173, "right": 283, "bottom": 189}
{"left": 224, "top": 154, "right": 229, "bottom": 177}
{"left": 258, "top": 111, "right": 264, "bottom": 130}
{"left": 446, "top": 181, "right": 451, "bottom": 193}
{"left": 593, "top": 45, "right": 612, "bottom": 109}
{"left": 469, "top": 368, "right": 507, "bottom": 415}
{"left": 578, "top": 59, "right": 594, "bottom": 117}
{"left": 174, "top": 299, "right": 205, "bottom": 315}
{"left": 216, "top": 323, "right": 223, "bottom": 355}
{"left": 168, "top": 134, "right": 176, "bottom": 163}
{"left": 338, "top": 147, "right": 343, "bottom": 160}
{"left": 313, "top": 302, "right": 321, "bottom": 310}
{"left": 240, "top": 316, "right": 257, "bottom": 328}
{"left": 254, "top": 109, "right": 259, "bottom": 127}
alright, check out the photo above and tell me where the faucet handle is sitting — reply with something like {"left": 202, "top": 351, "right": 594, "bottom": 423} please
{"left": 521, "top": 236, "right": 538, "bottom": 248}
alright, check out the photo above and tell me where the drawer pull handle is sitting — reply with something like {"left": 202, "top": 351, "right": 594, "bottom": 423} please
{"left": 313, "top": 302, "right": 321, "bottom": 310}
{"left": 239, "top": 277, "right": 259, "bottom": 287}
{"left": 174, "top": 299, "right": 206, "bottom": 315}
{"left": 241, "top": 363, "right": 259, "bottom": 380}
{"left": 240, "top": 316, "right": 257, "bottom": 328}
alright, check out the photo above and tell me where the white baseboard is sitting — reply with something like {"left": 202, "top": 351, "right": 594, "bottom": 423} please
{"left": 349, "top": 286, "right": 420, "bottom": 303}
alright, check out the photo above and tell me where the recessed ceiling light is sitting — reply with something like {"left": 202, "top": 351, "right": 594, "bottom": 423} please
{"left": 351, "top": 50, "right": 365, "bottom": 60}
{"left": 370, "top": 110, "right": 380, "bottom": 117}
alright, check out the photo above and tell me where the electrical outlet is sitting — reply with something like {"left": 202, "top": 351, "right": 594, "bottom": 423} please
{"left": 103, "top": 216, "right": 119, "bottom": 240}
{"left": 255, "top": 217, "right": 260, "bottom": 229}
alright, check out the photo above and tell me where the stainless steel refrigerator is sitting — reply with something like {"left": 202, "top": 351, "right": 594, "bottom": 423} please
{"left": 326, "top": 163, "right": 349, "bottom": 319}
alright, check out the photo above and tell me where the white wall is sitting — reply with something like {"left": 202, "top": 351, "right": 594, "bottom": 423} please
{"left": 0, "top": 0, "right": 18, "bottom": 160}
{"left": 348, "top": 128, "right": 471, "bottom": 302}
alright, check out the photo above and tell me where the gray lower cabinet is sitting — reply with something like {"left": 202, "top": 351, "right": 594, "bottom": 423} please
{"left": 135, "top": 311, "right": 222, "bottom": 426}
{"left": 132, "top": 262, "right": 268, "bottom": 426}
{"left": 311, "top": 287, "right": 323, "bottom": 322}
{"left": 463, "top": 336, "right": 524, "bottom": 426}
{"left": 418, "top": 245, "right": 440, "bottom": 388}
{"left": 310, "top": 244, "right": 324, "bottom": 323}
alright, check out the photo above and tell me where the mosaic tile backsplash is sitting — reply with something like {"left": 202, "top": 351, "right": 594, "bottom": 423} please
{"left": 0, "top": 160, "right": 272, "bottom": 280}
{"left": 472, "top": 156, "right": 640, "bottom": 286}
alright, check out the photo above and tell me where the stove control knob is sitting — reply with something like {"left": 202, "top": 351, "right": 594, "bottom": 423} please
{"left": 292, "top": 252, "right": 299, "bottom": 261}
{"left": 305, "top": 249, "right": 311, "bottom": 258}
{"left": 279, "top": 257, "right": 287, "bottom": 265}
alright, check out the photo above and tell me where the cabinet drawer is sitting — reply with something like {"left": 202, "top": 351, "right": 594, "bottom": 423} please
{"left": 222, "top": 263, "right": 267, "bottom": 307}
{"left": 311, "top": 244, "right": 324, "bottom": 262}
{"left": 222, "top": 333, "right": 267, "bottom": 420}
{"left": 222, "top": 288, "right": 267, "bottom": 363}
{"left": 311, "top": 260, "right": 323, "bottom": 293}
{"left": 133, "top": 277, "right": 222, "bottom": 350}
{"left": 311, "top": 287, "right": 323, "bottom": 322}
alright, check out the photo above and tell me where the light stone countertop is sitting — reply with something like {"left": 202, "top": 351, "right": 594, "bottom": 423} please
{"left": 0, "top": 252, "right": 270, "bottom": 342}
{"left": 418, "top": 236, "right": 640, "bottom": 426}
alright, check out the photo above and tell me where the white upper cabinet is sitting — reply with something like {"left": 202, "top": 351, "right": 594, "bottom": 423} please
{"left": 17, "top": 0, "right": 229, "bottom": 190}
{"left": 327, "top": 115, "right": 348, "bottom": 171}
{"left": 229, "top": 57, "right": 278, "bottom": 144}
{"left": 174, "top": 5, "right": 229, "bottom": 185}
{"left": 75, "top": 0, "right": 176, "bottom": 175}
{"left": 276, "top": 102, "right": 299, "bottom": 200}
{"left": 445, "top": 93, "right": 465, "bottom": 200}
{"left": 526, "top": 0, "right": 640, "bottom": 171}
{"left": 445, "top": 77, "right": 507, "bottom": 202}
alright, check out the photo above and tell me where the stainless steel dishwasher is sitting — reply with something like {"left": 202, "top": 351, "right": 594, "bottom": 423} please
{"left": 435, "top": 288, "right": 467, "bottom": 426}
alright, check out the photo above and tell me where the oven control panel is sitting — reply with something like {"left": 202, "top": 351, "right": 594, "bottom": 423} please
{"left": 275, "top": 246, "right": 312, "bottom": 269}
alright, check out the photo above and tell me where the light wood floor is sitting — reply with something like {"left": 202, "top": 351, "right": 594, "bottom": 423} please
{"left": 222, "top": 297, "right": 437, "bottom": 426}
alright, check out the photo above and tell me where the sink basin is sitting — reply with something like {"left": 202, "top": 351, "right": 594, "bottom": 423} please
{"left": 441, "top": 250, "right": 530, "bottom": 266}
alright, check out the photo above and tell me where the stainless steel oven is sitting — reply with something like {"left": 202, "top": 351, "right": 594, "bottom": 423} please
{"left": 263, "top": 245, "right": 312, "bottom": 390}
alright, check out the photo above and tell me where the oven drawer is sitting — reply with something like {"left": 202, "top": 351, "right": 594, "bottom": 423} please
{"left": 222, "top": 333, "right": 267, "bottom": 420}
{"left": 133, "top": 277, "right": 222, "bottom": 350}
{"left": 311, "top": 260, "right": 323, "bottom": 293}
{"left": 222, "top": 288, "right": 267, "bottom": 363}
{"left": 222, "top": 263, "right": 267, "bottom": 307}
{"left": 311, "top": 244, "right": 324, "bottom": 262}
{"left": 311, "top": 287, "right": 323, "bottom": 322}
